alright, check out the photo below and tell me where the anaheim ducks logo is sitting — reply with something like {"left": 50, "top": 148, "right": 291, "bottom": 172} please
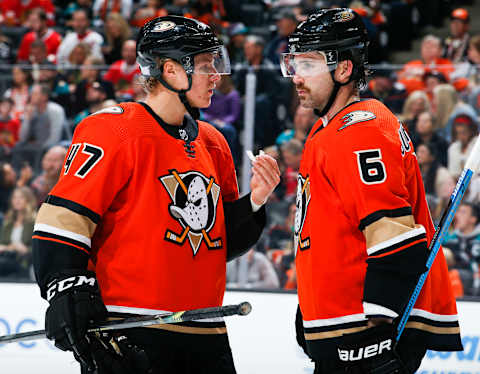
{"left": 159, "top": 169, "right": 222, "bottom": 256}
{"left": 333, "top": 10, "right": 354, "bottom": 23}
{"left": 294, "top": 174, "right": 311, "bottom": 254}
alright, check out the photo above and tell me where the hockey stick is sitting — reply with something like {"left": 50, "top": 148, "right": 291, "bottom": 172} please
{"left": 0, "top": 301, "right": 252, "bottom": 344}
{"left": 395, "top": 136, "right": 480, "bottom": 343}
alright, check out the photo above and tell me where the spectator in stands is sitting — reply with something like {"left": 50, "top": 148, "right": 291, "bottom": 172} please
{"left": 201, "top": 75, "right": 241, "bottom": 161}
{"left": 93, "top": 0, "right": 133, "bottom": 25}
{"left": 0, "top": 162, "right": 17, "bottom": 217}
{"left": 0, "top": 98, "right": 21, "bottom": 159}
{"left": 185, "top": 0, "right": 229, "bottom": 29}
{"left": 131, "top": 0, "right": 168, "bottom": 27}
{"left": 11, "top": 84, "right": 66, "bottom": 172}
{"left": 65, "top": 42, "right": 92, "bottom": 71}
{"left": 0, "top": 186, "right": 36, "bottom": 278}
{"left": 398, "top": 35, "right": 454, "bottom": 94}
{"left": 56, "top": 9, "right": 104, "bottom": 66}
{"left": 279, "top": 138, "right": 302, "bottom": 200}
{"left": 72, "top": 56, "right": 115, "bottom": 115}
{"left": 28, "top": 39, "right": 49, "bottom": 65}
{"left": 448, "top": 118, "right": 479, "bottom": 179}
{"left": 227, "top": 22, "right": 248, "bottom": 66}
{"left": 361, "top": 67, "right": 407, "bottom": 114}
{"left": 276, "top": 106, "right": 315, "bottom": 146}
{"left": 16, "top": 8, "right": 61, "bottom": 63}
{"left": 60, "top": 0, "right": 93, "bottom": 28}
{"left": 226, "top": 247, "right": 280, "bottom": 289}
{"left": 234, "top": 35, "right": 282, "bottom": 148}
{"left": 416, "top": 142, "right": 452, "bottom": 198}
{"left": 443, "top": 8, "right": 470, "bottom": 63}
{"left": 399, "top": 90, "right": 430, "bottom": 134}
{"left": 73, "top": 81, "right": 109, "bottom": 128}
{"left": 423, "top": 70, "right": 448, "bottom": 102}
{"left": 430, "top": 175, "right": 456, "bottom": 225}
{"left": 0, "top": 0, "right": 55, "bottom": 27}
{"left": 3, "top": 66, "right": 32, "bottom": 120}
{"left": 30, "top": 145, "right": 67, "bottom": 205}
{"left": 432, "top": 84, "right": 478, "bottom": 142}
{"left": 0, "top": 31, "right": 14, "bottom": 66}
{"left": 103, "top": 40, "right": 140, "bottom": 95}
{"left": 443, "top": 202, "right": 480, "bottom": 296}
{"left": 102, "top": 13, "right": 132, "bottom": 65}
{"left": 124, "top": 74, "right": 147, "bottom": 103}
{"left": 265, "top": 8, "right": 298, "bottom": 66}
{"left": 410, "top": 111, "right": 448, "bottom": 167}
{"left": 443, "top": 247, "right": 464, "bottom": 298}
{"left": 265, "top": 201, "right": 295, "bottom": 254}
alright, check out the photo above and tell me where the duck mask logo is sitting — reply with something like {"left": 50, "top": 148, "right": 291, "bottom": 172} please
{"left": 159, "top": 169, "right": 222, "bottom": 256}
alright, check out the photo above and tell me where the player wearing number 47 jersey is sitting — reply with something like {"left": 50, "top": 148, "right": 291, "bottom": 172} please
{"left": 32, "top": 16, "right": 280, "bottom": 374}
{"left": 281, "top": 8, "right": 462, "bottom": 374}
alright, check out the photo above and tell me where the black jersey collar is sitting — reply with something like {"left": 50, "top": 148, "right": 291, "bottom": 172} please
{"left": 138, "top": 101, "right": 199, "bottom": 142}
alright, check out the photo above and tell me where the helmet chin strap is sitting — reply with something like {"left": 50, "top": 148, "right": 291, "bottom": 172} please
{"left": 156, "top": 74, "right": 200, "bottom": 120}
{"left": 314, "top": 69, "right": 352, "bottom": 118}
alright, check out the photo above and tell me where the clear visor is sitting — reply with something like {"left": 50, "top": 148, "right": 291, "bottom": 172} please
{"left": 280, "top": 51, "right": 337, "bottom": 78}
{"left": 193, "top": 45, "right": 231, "bottom": 75}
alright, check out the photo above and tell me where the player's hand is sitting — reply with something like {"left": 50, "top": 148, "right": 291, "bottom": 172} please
{"left": 44, "top": 271, "right": 108, "bottom": 371}
{"left": 249, "top": 152, "right": 280, "bottom": 206}
{"left": 337, "top": 324, "right": 406, "bottom": 373}
{"left": 86, "top": 333, "right": 153, "bottom": 374}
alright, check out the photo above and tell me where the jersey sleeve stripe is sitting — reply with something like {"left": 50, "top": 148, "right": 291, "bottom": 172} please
{"left": 32, "top": 235, "right": 90, "bottom": 255}
{"left": 33, "top": 230, "right": 91, "bottom": 252}
{"left": 358, "top": 206, "right": 412, "bottom": 231}
{"left": 45, "top": 194, "right": 101, "bottom": 224}
{"left": 366, "top": 226, "right": 427, "bottom": 256}
{"left": 33, "top": 223, "right": 91, "bottom": 248}
{"left": 36, "top": 203, "right": 97, "bottom": 238}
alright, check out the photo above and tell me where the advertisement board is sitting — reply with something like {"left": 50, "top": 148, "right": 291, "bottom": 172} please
{"left": 0, "top": 283, "right": 479, "bottom": 373}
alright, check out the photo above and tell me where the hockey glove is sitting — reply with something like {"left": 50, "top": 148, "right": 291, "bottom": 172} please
{"left": 44, "top": 270, "right": 108, "bottom": 371}
{"left": 85, "top": 333, "right": 153, "bottom": 374}
{"left": 337, "top": 324, "right": 406, "bottom": 374}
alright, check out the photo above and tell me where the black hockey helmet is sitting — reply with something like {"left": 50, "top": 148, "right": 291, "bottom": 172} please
{"left": 281, "top": 8, "right": 369, "bottom": 116}
{"left": 136, "top": 16, "right": 230, "bottom": 118}
{"left": 282, "top": 8, "right": 368, "bottom": 80}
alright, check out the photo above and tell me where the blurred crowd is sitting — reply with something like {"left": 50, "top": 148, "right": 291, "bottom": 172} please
{"left": 0, "top": 0, "right": 478, "bottom": 298}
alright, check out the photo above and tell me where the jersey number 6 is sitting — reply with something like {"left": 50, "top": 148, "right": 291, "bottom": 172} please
{"left": 355, "top": 149, "right": 387, "bottom": 185}
{"left": 64, "top": 143, "right": 104, "bottom": 178}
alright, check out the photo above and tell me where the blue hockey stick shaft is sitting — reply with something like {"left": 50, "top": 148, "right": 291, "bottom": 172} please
{"left": 396, "top": 137, "right": 480, "bottom": 342}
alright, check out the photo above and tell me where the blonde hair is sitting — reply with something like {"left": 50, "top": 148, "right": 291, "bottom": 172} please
{"left": 401, "top": 90, "right": 430, "bottom": 121}
{"left": 3, "top": 187, "right": 37, "bottom": 225}
{"left": 105, "top": 13, "right": 131, "bottom": 46}
{"left": 433, "top": 84, "right": 458, "bottom": 130}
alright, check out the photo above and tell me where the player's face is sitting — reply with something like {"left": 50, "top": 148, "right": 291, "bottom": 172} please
{"left": 290, "top": 53, "right": 334, "bottom": 110}
{"left": 187, "top": 53, "right": 222, "bottom": 108}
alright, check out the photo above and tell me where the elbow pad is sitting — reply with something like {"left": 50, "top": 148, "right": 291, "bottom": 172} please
{"left": 363, "top": 227, "right": 429, "bottom": 317}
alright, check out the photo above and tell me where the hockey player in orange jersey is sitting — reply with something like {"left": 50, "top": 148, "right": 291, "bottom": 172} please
{"left": 32, "top": 16, "right": 280, "bottom": 374}
{"left": 280, "top": 8, "right": 463, "bottom": 374}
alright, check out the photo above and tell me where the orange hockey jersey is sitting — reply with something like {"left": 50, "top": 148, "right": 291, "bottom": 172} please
{"left": 33, "top": 102, "right": 239, "bottom": 329}
{"left": 295, "top": 99, "right": 462, "bottom": 360}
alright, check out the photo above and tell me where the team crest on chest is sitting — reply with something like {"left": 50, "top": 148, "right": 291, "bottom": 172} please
{"left": 159, "top": 170, "right": 222, "bottom": 256}
{"left": 294, "top": 174, "right": 311, "bottom": 254}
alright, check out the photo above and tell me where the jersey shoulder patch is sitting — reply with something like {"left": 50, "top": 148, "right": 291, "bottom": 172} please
{"left": 91, "top": 106, "right": 124, "bottom": 116}
{"left": 338, "top": 110, "right": 376, "bottom": 131}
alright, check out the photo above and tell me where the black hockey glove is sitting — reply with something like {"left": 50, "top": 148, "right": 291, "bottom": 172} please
{"left": 337, "top": 324, "right": 406, "bottom": 374}
{"left": 85, "top": 333, "right": 153, "bottom": 374}
{"left": 44, "top": 270, "right": 108, "bottom": 371}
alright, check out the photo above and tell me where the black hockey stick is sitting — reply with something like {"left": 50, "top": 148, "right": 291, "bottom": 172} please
{"left": 0, "top": 301, "right": 252, "bottom": 344}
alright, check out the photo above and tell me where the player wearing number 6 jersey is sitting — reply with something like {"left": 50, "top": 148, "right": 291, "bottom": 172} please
{"left": 281, "top": 8, "right": 462, "bottom": 373}
{"left": 32, "top": 16, "right": 280, "bottom": 374}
